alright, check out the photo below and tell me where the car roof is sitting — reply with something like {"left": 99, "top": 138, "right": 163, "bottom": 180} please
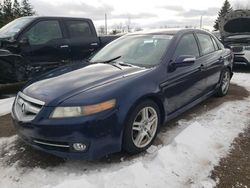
{"left": 127, "top": 28, "right": 212, "bottom": 36}
{"left": 21, "top": 16, "right": 92, "bottom": 22}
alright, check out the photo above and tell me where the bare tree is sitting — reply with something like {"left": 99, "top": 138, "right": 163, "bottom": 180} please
{"left": 125, "top": 16, "right": 131, "bottom": 33}
{"left": 98, "top": 26, "right": 105, "bottom": 35}
{"left": 233, "top": 1, "right": 250, "bottom": 10}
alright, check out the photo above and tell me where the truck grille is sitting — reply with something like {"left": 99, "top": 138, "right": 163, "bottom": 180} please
{"left": 232, "top": 46, "right": 244, "bottom": 53}
{"left": 14, "top": 92, "right": 45, "bottom": 122}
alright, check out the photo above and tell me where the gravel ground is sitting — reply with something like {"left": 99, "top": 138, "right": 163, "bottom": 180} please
{"left": 211, "top": 128, "right": 250, "bottom": 188}
{"left": 210, "top": 66, "right": 250, "bottom": 188}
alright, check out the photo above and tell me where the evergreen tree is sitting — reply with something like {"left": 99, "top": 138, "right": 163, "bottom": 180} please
{"left": 13, "top": 0, "right": 22, "bottom": 18}
{"left": 2, "top": 0, "right": 13, "bottom": 23}
{"left": 21, "top": 0, "right": 35, "bottom": 16}
{"left": 214, "top": 0, "right": 233, "bottom": 30}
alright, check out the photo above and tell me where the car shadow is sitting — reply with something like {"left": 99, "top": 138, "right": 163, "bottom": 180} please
{"left": 0, "top": 83, "right": 249, "bottom": 170}
{"left": 233, "top": 65, "right": 250, "bottom": 73}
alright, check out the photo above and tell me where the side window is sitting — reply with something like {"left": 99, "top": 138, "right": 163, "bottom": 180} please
{"left": 24, "top": 20, "right": 62, "bottom": 45}
{"left": 174, "top": 34, "right": 200, "bottom": 59}
{"left": 197, "top": 33, "right": 216, "bottom": 55}
{"left": 66, "top": 21, "right": 93, "bottom": 38}
{"left": 211, "top": 37, "right": 219, "bottom": 51}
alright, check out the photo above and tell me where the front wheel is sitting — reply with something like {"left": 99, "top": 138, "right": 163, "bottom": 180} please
{"left": 215, "top": 69, "right": 231, "bottom": 97}
{"left": 123, "top": 100, "right": 160, "bottom": 154}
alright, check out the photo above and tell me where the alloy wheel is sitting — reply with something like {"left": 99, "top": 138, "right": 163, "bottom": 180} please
{"left": 131, "top": 107, "right": 158, "bottom": 148}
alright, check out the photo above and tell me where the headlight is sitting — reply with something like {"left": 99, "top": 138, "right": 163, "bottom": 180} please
{"left": 50, "top": 99, "right": 116, "bottom": 118}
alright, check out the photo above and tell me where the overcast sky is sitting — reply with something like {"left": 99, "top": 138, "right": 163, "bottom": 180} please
{"left": 30, "top": 0, "right": 250, "bottom": 30}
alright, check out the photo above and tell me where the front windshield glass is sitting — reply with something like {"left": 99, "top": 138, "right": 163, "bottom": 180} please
{"left": 90, "top": 34, "right": 174, "bottom": 67}
{"left": 0, "top": 17, "right": 33, "bottom": 38}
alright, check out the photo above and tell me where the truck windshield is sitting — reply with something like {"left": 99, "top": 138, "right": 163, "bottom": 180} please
{"left": 0, "top": 17, "right": 33, "bottom": 38}
{"left": 90, "top": 34, "right": 173, "bottom": 67}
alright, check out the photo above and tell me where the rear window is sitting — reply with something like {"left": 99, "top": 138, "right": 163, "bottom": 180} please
{"left": 66, "top": 20, "right": 93, "bottom": 38}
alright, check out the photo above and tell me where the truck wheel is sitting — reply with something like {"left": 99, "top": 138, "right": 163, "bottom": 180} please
{"left": 0, "top": 60, "right": 15, "bottom": 83}
{"left": 215, "top": 69, "right": 231, "bottom": 97}
{"left": 123, "top": 100, "right": 160, "bottom": 154}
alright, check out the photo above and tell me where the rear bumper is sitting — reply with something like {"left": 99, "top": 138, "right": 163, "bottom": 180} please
{"left": 11, "top": 109, "right": 122, "bottom": 160}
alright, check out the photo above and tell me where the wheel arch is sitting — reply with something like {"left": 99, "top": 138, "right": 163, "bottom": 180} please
{"left": 124, "top": 93, "right": 166, "bottom": 126}
{"left": 226, "top": 65, "right": 233, "bottom": 78}
{"left": 121, "top": 93, "right": 166, "bottom": 153}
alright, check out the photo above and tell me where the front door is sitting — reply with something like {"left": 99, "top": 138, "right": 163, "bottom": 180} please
{"left": 18, "top": 19, "right": 70, "bottom": 66}
{"left": 163, "top": 33, "right": 206, "bottom": 115}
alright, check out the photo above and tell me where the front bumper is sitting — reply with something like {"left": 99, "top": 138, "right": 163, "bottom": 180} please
{"left": 11, "top": 109, "right": 122, "bottom": 160}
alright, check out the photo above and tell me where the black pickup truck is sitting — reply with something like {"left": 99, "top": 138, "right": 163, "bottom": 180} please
{"left": 0, "top": 16, "right": 119, "bottom": 84}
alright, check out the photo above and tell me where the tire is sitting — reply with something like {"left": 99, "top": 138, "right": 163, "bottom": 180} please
{"left": 0, "top": 60, "right": 15, "bottom": 83}
{"left": 215, "top": 68, "right": 231, "bottom": 97}
{"left": 123, "top": 100, "right": 161, "bottom": 154}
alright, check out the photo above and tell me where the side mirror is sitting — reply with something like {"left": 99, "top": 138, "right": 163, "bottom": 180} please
{"left": 174, "top": 55, "right": 196, "bottom": 67}
{"left": 19, "top": 37, "right": 30, "bottom": 46}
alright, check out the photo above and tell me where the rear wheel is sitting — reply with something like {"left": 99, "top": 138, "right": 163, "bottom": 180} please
{"left": 123, "top": 100, "right": 160, "bottom": 154}
{"left": 215, "top": 69, "right": 231, "bottom": 97}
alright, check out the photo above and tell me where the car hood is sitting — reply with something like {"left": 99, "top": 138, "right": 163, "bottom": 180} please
{"left": 219, "top": 10, "right": 250, "bottom": 40}
{"left": 22, "top": 63, "right": 147, "bottom": 105}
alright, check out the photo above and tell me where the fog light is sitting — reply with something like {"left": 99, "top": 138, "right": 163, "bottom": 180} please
{"left": 73, "top": 143, "right": 87, "bottom": 151}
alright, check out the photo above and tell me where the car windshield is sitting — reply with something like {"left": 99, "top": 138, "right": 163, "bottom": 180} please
{"left": 0, "top": 17, "right": 34, "bottom": 38}
{"left": 90, "top": 34, "right": 173, "bottom": 67}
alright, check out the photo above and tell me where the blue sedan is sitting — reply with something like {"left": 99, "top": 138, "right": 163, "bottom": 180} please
{"left": 11, "top": 29, "right": 233, "bottom": 159}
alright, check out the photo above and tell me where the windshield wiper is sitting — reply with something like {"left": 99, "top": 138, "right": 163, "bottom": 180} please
{"left": 91, "top": 56, "right": 123, "bottom": 70}
{"left": 93, "top": 56, "right": 122, "bottom": 64}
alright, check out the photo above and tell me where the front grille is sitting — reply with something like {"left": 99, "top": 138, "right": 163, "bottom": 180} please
{"left": 232, "top": 46, "right": 244, "bottom": 53}
{"left": 14, "top": 92, "right": 45, "bottom": 122}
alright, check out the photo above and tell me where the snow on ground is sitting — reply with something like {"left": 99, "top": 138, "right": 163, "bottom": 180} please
{"left": 0, "top": 73, "right": 249, "bottom": 188}
{"left": 0, "top": 97, "right": 15, "bottom": 116}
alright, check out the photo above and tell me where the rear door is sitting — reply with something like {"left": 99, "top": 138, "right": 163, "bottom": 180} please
{"left": 64, "top": 19, "right": 100, "bottom": 60}
{"left": 164, "top": 33, "right": 205, "bottom": 114}
{"left": 195, "top": 32, "right": 223, "bottom": 92}
{"left": 18, "top": 18, "right": 70, "bottom": 65}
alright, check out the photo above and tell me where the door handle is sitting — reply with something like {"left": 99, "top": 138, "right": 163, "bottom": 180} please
{"left": 199, "top": 64, "right": 206, "bottom": 71}
{"left": 90, "top": 42, "right": 98, "bottom": 46}
{"left": 60, "top": 45, "right": 69, "bottom": 48}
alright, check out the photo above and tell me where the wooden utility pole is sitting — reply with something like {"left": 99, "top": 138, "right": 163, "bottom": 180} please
{"left": 105, "top": 13, "right": 108, "bottom": 35}
{"left": 200, "top": 16, "right": 203, "bottom": 28}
